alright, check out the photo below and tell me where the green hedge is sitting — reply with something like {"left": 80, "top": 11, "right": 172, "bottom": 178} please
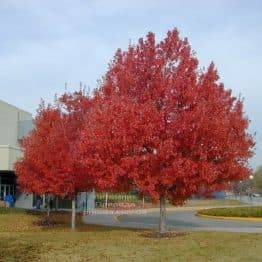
{"left": 198, "top": 206, "right": 262, "bottom": 218}
{"left": 95, "top": 193, "right": 140, "bottom": 203}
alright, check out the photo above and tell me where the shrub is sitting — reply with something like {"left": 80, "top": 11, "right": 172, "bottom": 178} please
{"left": 198, "top": 206, "right": 262, "bottom": 218}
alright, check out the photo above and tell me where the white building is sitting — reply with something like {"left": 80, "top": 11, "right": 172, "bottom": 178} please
{"left": 0, "top": 99, "right": 95, "bottom": 210}
{"left": 0, "top": 99, "right": 34, "bottom": 208}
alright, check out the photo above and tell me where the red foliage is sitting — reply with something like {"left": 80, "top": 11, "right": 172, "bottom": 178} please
{"left": 79, "top": 29, "right": 255, "bottom": 204}
{"left": 15, "top": 90, "right": 93, "bottom": 199}
{"left": 15, "top": 28, "right": 255, "bottom": 206}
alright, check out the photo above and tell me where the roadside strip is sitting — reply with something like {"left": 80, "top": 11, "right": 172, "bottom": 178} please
{"left": 197, "top": 213, "right": 262, "bottom": 222}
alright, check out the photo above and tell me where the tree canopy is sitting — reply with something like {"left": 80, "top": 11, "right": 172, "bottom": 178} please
{"left": 15, "top": 28, "right": 255, "bottom": 233}
{"left": 252, "top": 166, "right": 262, "bottom": 192}
{"left": 16, "top": 91, "right": 93, "bottom": 198}
{"left": 79, "top": 29, "right": 254, "bottom": 205}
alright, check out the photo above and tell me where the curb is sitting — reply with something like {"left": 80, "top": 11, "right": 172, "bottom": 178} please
{"left": 197, "top": 213, "right": 262, "bottom": 222}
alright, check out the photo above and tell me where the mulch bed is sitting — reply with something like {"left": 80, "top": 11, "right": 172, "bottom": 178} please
{"left": 33, "top": 217, "right": 63, "bottom": 227}
{"left": 140, "top": 230, "right": 188, "bottom": 239}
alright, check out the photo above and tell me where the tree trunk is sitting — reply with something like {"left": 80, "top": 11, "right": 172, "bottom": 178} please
{"left": 159, "top": 195, "right": 167, "bottom": 234}
{"left": 71, "top": 196, "right": 76, "bottom": 230}
{"left": 46, "top": 195, "right": 50, "bottom": 217}
{"left": 85, "top": 192, "right": 88, "bottom": 211}
{"left": 105, "top": 192, "right": 108, "bottom": 208}
{"left": 55, "top": 196, "right": 59, "bottom": 211}
{"left": 43, "top": 194, "right": 46, "bottom": 209}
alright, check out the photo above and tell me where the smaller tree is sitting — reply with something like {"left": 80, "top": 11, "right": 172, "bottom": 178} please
{"left": 15, "top": 104, "right": 63, "bottom": 216}
{"left": 16, "top": 90, "right": 93, "bottom": 229}
{"left": 233, "top": 180, "right": 251, "bottom": 196}
{"left": 252, "top": 166, "right": 262, "bottom": 193}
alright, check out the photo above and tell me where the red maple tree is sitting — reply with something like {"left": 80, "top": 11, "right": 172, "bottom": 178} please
{"left": 15, "top": 90, "right": 93, "bottom": 229}
{"left": 79, "top": 29, "right": 255, "bottom": 233}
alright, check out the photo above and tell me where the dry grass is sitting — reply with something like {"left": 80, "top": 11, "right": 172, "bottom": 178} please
{"left": 0, "top": 209, "right": 261, "bottom": 261}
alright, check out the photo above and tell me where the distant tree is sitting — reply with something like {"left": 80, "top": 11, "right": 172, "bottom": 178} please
{"left": 232, "top": 180, "right": 251, "bottom": 196}
{"left": 252, "top": 166, "right": 262, "bottom": 192}
{"left": 15, "top": 90, "right": 93, "bottom": 229}
{"left": 79, "top": 29, "right": 255, "bottom": 234}
{"left": 15, "top": 104, "right": 62, "bottom": 208}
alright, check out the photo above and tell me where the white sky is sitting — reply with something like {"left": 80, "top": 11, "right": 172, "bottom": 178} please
{"left": 0, "top": 0, "right": 261, "bottom": 168}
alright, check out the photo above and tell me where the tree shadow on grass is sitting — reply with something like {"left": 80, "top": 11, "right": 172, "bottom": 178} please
{"left": 26, "top": 210, "right": 143, "bottom": 233}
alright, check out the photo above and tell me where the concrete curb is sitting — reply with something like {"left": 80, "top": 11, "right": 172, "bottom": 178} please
{"left": 197, "top": 213, "right": 262, "bottom": 222}
{"left": 132, "top": 204, "right": 254, "bottom": 213}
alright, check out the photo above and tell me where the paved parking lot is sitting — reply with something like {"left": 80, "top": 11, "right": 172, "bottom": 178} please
{"left": 83, "top": 208, "right": 262, "bottom": 233}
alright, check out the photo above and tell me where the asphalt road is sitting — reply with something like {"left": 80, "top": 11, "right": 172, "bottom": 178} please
{"left": 83, "top": 209, "right": 262, "bottom": 233}
{"left": 119, "top": 210, "right": 262, "bottom": 233}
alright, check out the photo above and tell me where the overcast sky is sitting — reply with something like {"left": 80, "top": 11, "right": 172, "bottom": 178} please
{"left": 0, "top": 1, "right": 261, "bottom": 168}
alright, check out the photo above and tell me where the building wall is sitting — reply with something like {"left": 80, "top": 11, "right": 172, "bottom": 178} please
{"left": 0, "top": 145, "right": 22, "bottom": 171}
{"left": 0, "top": 99, "right": 34, "bottom": 207}
{"left": 0, "top": 100, "right": 20, "bottom": 146}
{"left": 0, "top": 146, "right": 10, "bottom": 170}
{"left": 77, "top": 191, "right": 96, "bottom": 211}
{"left": 0, "top": 99, "right": 33, "bottom": 171}
{"left": 15, "top": 192, "right": 33, "bottom": 209}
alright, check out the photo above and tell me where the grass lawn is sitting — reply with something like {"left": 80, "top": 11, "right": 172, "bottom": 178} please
{"left": 0, "top": 208, "right": 261, "bottom": 261}
{"left": 198, "top": 206, "right": 262, "bottom": 218}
